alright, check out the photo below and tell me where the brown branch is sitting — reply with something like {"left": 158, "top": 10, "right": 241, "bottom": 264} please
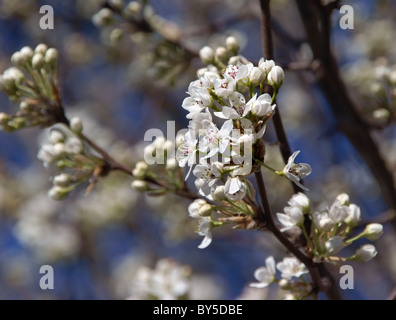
{"left": 295, "top": 0, "right": 396, "bottom": 229}
{"left": 259, "top": 0, "right": 303, "bottom": 194}
{"left": 254, "top": 170, "right": 342, "bottom": 299}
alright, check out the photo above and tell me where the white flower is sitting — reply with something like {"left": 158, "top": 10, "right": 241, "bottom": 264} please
{"left": 258, "top": 58, "right": 275, "bottom": 75}
{"left": 313, "top": 211, "right": 334, "bottom": 232}
{"left": 325, "top": 236, "right": 344, "bottom": 255}
{"left": 223, "top": 62, "right": 253, "bottom": 83}
{"left": 197, "top": 217, "right": 212, "bottom": 249}
{"left": 198, "top": 120, "right": 233, "bottom": 159}
{"left": 329, "top": 200, "right": 349, "bottom": 223}
{"left": 267, "top": 65, "right": 284, "bottom": 88}
{"left": 363, "top": 223, "right": 383, "bottom": 241}
{"left": 193, "top": 162, "right": 222, "bottom": 196}
{"left": 276, "top": 206, "right": 304, "bottom": 231}
{"left": 249, "top": 67, "right": 265, "bottom": 86}
{"left": 336, "top": 193, "right": 350, "bottom": 206}
{"left": 288, "top": 192, "right": 310, "bottom": 211}
{"left": 276, "top": 257, "right": 308, "bottom": 280}
{"left": 250, "top": 256, "right": 276, "bottom": 288}
{"left": 344, "top": 203, "right": 361, "bottom": 226}
{"left": 199, "top": 46, "right": 214, "bottom": 64}
{"left": 214, "top": 92, "right": 246, "bottom": 119}
{"left": 224, "top": 177, "right": 246, "bottom": 200}
{"left": 282, "top": 151, "right": 311, "bottom": 191}
{"left": 247, "top": 93, "right": 276, "bottom": 117}
{"left": 354, "top": 244, "right": 377, "bottom": 262}
{"left": 176, "top": 130, "right": 197, "bottom": 178}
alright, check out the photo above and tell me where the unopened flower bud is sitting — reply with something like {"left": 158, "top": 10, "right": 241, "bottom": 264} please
{"left": 92, "top": 8, "right": 113, "bottom": 27}
{"left": 65, "top": 137, "right": 83, "bottom": 154}
{"left": 249, "top": 67, "right": 265, "bottom": 86}
{"left": 53, "top": 142, "right": 66, "bottom": 157}
{"left": 131, "top": 180, "right": 149, "bottom": 192}
{"left": 199, "top": 46, "right": 214, "bottom": 65}
{"left": 132, "top": 161, "right": 149, "bottom": 178}
{"left": 363, "top": 223, "right": 383, "bottom": 241}
{"left": 49, "top": 130, "right": 65, "bottom": 144}
{"left": 325, "top": 236, "right": 344, "bottom": 255}
{"left": 198, "top": 203, "right": 213, "bottom": 217}
{"left": 345, "top": 203, "right": 360, "bottom": 226}
{"left": 373, "top": 108, "right": 390, "bottom": 122}
{"left": 125, "top": 1, "right": 141, "bottom": 15}
{"left": 35, "top": 43, "right": 48, "bottom": 55}
{"left": 32, "top": 53, "right": 44, "bottom": 69}
{"left": 11, "top": 51, "right": 24, "bottom": 66}
{"left": 110, "top": 28, "right": 123, "bottom": 44}
{"left": 267, "top": 66, "right": 284, "bottom": 88}
{"left": 336, "top": 193, "right": 349, "bottom": 206}
{"left": 279, "top": 279, "right": 290, "bottom": 289}
{"left": 70, "top": 117, "right": 83, "bottom": 134}
{"left": 45, "top": 48, "right": 58, "bottom": 65}
{"left": 48, "top": 185, "right": 69, "bottom": 200}
{"left": 215, "top": 47, "right": 228, "bottom": 62}
{"left": 225, "top": 36, "right": 239, "bottom": 54}
{"left": 212, "top": 185, "right": 226, "bottom": 201}
{"left": 3, "top": 67, "right": 24, "bottom": 86}
{"left": 354, "top": 244, "right": 377, "bottom": 262}
{"left": 109, "top": 0, "right": 124, "bottom": 10}
{"left": 53, "top": 173, "right": 72, "bottom": 187}
{"left": 20, "top": 46, "right": 34, "bottom": 61}
{"left": 258, "top": 58, "right": 275, "bottom": 75}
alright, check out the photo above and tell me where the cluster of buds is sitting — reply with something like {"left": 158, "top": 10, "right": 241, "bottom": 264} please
{"left": 277, "top": 193, "right": 382, "bottom": 262}
{"left": 251, "top": 193, "right": 383, "bottom": 298}
{"left": 131, "top": 136, "right": 184, "bottom": 195}
{"left": 0, "top": 44, "right": 63, "bottom": 132}
{"left": 37, "top": 119, "right": 107, "bottom": 200}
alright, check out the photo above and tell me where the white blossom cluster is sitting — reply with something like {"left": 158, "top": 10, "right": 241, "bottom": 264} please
{"left": 177, "top": 49, "right": 284, "bottom": 203}
{"left": 0, "top": 44, "right": 60, "bottom": 131}
{"left": 37, "top": 120, "right": 106, "bottom": 200}
{"left": 251, "top": 192, "right": 383, "bottom": 298}
{"left": 276, "top": 192, "right": 382, "bottom": 261}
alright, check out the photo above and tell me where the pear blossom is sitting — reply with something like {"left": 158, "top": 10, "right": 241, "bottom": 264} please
{"left": 214, "top": 92, "right": 247, "bottom": 119}
{"left": 267, "top": 65, "right": 284, "bottom": 88}
{"left": 258, "top": 58, "right": 275, "bottom": 75}
{"left": 193, "top": 161, "right": 222, "bottom": 196}
{"left": 282, "top": 151, "right": 311, "bottom": 191}
{"left": 197, "top": 217, "right": 212, "bottom": 249}
{"left": 198, "top": 120, "right": 233, "bottom": 159}
{"left": 250, "top": 256, "right": 276, "bottom": 288}
{"left": 276, "top": 257, "right": 308, "bottom": 280}
{"left": 224, "top": 176, "right": 247, "bottom": 200}
{"left": 287, "top": 192, "right": 310, "bottom": 211}
{"left": 325, "top": 236, "right": 344, "bottom": 255}
{"left": 354, "top": 244, "right": 377, "bottom": 262}
{"left": 313, "top": 211, "right": 334, "bottom": 232}
{"left": 328, "top": 199, "right": 349, "bottom": 223}
{"left": 344, "top": 203, "right": 361, "bottom": 226}
{"left": 276, "top": 206, "right": 304, "bottom": 231}
{"left": 363, "top": 223, "right": 383, "bottom": 241}
{"left": 246, "top": 93, "right": 276, "bottom": 117}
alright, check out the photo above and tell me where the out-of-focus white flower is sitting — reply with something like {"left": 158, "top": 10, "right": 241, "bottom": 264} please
{"left": 276, "top": 206, "right": 304, "bottom": 231}
{"left": 224, "top": 177, "right": 246, "bottom": 200}
{"left": 354, "top": 244, "right": 378, "bottom": 262}
{"left": 199, "top": 46, "right": 214, "bottom": 65}
{"left": 363, "top": 223, "right": 383, "bottom": 241}
{"left": 325, "top": 236, "right": 344, "bottom": 255}
{"left": 225, "top": 36, "right": 240, "bottom": 53}
{"left": 344, "top": 203, "right": 361, "bottom": 226}
{"left": 329, "top": 200, "right": 349, "bottom": 223}
{"left": 276, "top": 257, "right": 308, "bottom": 280}
{"left": 250, "top": 256, "right": 276, "bottom": 288}
{"left": 336, "top": 193, "right": 350, "bottom": 206}
{"left": 282, "top": 151, "right": 311, "bottom": 191}
{"left": 288, "top": 192, "right": 310, "bottom": 212}
{"left": 313, "top": 211, "right": 334, "bottom": 232}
